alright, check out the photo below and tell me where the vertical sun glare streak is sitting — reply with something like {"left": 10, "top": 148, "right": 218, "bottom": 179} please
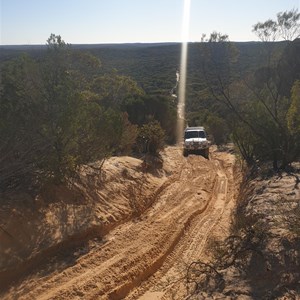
{"left": 177, "top": 0, "right": 191, "bottom": 144}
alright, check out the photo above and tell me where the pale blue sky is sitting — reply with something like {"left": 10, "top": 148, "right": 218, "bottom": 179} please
{"left": 1, "top": 0, "right": 299, "bottom": 45}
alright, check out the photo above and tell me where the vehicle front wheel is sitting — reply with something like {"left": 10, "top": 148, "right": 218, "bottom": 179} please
{"left": 183, "top": 149, "right": 189, "bottom": 157}
{"left": 204, "top": 148, "right": 209, "bottom": 159}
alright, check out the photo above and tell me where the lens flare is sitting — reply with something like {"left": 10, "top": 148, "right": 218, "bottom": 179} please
{"left": 177, "top": 0, "right": 191, "bottom": 144}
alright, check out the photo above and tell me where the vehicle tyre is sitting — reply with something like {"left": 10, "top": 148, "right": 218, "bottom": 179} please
{"left": 183, "top": 149, "right": 189, "bottom": 157}
{"left": 204, "top": 148, "right": 209, "bottom": 159}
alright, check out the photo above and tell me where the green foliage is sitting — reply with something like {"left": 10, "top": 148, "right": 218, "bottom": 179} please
{"left": 199, "top": 11, "right": 300, "bottom": 170}
{"left": 0, "top": 40, "right": 286, "bottom": 125}
{"left": 286, "top": 80, "right": 300, "bottom": 162}
{"left": 253, "top": 19, "right": 278, "bottom": 42}
{"left": 277, "top": 9, "right": 300, "bottom": 40}
{"left": 0, "top": 34, "right": 141, "bottom": 191}
{"left": 205, "top": 114, "right": 228, "bottom": 145}
{"left": 137, "top": 121, "right": 165, "bottom": 155}
{"left": 1, "top": 15, "right": 298, "bottom": 191}
{"left": 198, "top": 34, "right": 240, "bottom": 114}
{"left": 1, "top": 33, "right": 183, "bottom": 192}
{"left": 253, "top": 8, "right": 300, "bottom": 41}
{"left": 0, "top": 55, "right": 46, "bottom": 189}
{"left": 118, "top": 113, "right": 138, "bottom": 155}
{"left": 47, "top": 33, "right": 67, "bottom": 49}
{"left": 90, "top": 71, "right": 144, "bottom": 109}
{"left": 287, "top": 80, "right": 300, "bottom": 134}
{"left": 123, "top": 94, "right": 177, "bottom": 144}
{"left": 186, "top": 110, "right": 229, "bottom": 145}
{"left": 240, "top": 31, "right": 300, "bottom": 168}
{"left": 201, "top": 31, "right": 229, "bottom": 42}
{"left": 231, "top": 122, "right": 258, "bottom": 165}
{"left": 227, "top": 65, "right": 298, "bottom": 169}
{"left": 186, "top": 110, "right": 209, "bottom": 127}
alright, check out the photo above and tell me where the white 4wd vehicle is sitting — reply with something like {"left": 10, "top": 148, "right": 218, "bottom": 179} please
{"left": 183, "top": 127, "right": 210, "bottom": 159}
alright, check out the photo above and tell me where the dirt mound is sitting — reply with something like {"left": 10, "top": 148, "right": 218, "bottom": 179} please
{"left": 3, "top": 147, "right": 297, "bottom": 300}
{"left": 1, "top": 146, "right": 240, "bottom": 299}
{"left": 225, "top": 166, "right": 300, "bottom": 299}
{"left": 0, "top": 156, "right": 167, "bottom": 290}
{"left": 189, "top": 165, "right": 300, "bottom": 300}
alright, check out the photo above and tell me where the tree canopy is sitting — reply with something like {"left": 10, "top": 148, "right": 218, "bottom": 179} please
{"left": 199, "top": 9, "right": 300, "bottom": 169}
{"left": 0, "top": 34, "right": 176, "bottom": 193}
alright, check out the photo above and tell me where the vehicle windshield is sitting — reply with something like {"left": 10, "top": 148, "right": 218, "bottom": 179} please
{"left": 184, "top": 130, "right": 206, "bottom": 139}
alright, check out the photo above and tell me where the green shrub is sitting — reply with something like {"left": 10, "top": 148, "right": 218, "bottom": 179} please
{"left": 137, "top": 121, "right": 165, "bottom": 156}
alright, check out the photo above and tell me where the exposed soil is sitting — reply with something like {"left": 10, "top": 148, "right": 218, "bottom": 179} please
{"left": 1, "top": 146, "right": 298, "bottom": 299}
{"left": 207, "top": 165, "right": 300, "bottom": 300}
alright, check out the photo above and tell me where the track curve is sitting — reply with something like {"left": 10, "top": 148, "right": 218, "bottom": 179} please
{"left": 3, "top": 147, "right": 238, "bottom": 300}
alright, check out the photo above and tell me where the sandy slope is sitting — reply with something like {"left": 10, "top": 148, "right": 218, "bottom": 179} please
{"left": 2, "top": 146, "right": 239, "bottom": 299}
{"left": 0, "top": 155, "right": 165, "bottom": 288}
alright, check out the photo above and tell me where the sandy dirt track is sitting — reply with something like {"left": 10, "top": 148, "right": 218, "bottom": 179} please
{"left": 3, "top": 147, "right": 238, "bottom": 300}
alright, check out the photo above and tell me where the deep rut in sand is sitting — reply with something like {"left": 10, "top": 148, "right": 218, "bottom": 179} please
{"left": 3, "top": 147, "right": 238, "bottom": 300}
{"left": 127, "top": 153, "right": 235, "bottom": 300}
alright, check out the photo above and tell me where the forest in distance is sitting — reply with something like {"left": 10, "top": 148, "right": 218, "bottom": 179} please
{"left": 0, "top": 8, "right": 300, "bottom": 194}
{"left": 0, "top": 41, "right": 286, "bottom": 97}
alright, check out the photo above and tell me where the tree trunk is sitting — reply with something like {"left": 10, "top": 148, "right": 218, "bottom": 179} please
{"left": 273, "top": 153, "right": 278, "bottom": 171}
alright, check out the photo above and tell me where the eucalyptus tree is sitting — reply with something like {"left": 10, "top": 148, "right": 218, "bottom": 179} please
{"left": 200, "top": 9, "right": 300, "bottom": 169}
{"left": 0, "top": 34, "right": 140, "bottom": 192}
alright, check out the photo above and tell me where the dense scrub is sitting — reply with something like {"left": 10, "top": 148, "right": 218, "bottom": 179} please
{"left": 1, "top": 9, "right": 299, "bottom": 192}
{"left": 0, "top": 35, "right": 176, "bottom": 193}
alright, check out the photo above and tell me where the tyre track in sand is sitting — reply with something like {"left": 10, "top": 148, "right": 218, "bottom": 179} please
{"left": 3, "top": 147, "right": 237, "bottom": 300}
{"left": 126, "top": 151, "right": 235, "bottom": 300}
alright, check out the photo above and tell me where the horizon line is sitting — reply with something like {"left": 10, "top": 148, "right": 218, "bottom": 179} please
{"left": 0, "top": 40, "right": 268, "bottom": 47}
